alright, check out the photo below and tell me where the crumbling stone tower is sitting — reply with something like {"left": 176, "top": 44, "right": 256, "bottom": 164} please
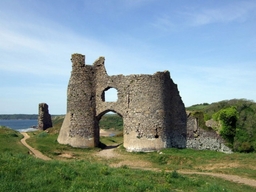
{"left": 58, "top": 53, "right": 187, "bottom": 152}
{"left": 38, "top": 103, "right": 52, "bottom": 130}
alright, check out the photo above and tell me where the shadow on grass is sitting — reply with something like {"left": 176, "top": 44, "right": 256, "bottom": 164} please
{"left": 99, "top": 142, "right": 123, "bottom": 150}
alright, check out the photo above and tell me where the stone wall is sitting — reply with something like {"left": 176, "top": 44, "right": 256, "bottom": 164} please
{"left": 186, "top": 113, "right": 232, "bottom": 153}
{"left": 58, "top": 53, "right": 187, "bottom": 151}
{"left": 38, "top": 103, "right": 52, "bottom": 130}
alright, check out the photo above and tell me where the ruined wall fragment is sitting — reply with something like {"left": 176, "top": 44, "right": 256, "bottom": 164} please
{"left": 186, "top": 113, "right": 232, "bottom": 153}
{"left": 38, "top": 103, "right": 52, "bottom": 130}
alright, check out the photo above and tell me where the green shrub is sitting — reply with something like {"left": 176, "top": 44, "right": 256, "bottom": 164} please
{"left": 238, "top": 142, "right": 254, "bottom": 153}
{"left": 218, "top": 107, "right": 237, "bottom": 144}
{"left": 99, "top": 114, "right": 123, "bottom": 131}
{"left": 37, "top": 132, "right": 48, "bottom": 138}
{"left": 170, "top": 170, "right": 180, "bottom": 179}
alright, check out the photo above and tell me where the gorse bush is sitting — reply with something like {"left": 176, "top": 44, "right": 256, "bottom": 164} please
{"left": 37, "top": 132, "right": 48, "bottom": 138}
{"left": 170, "top": 170, "right": 181, "bottom": 179}
{"left": 214, "top": 106, "right": 238, "bottom": 144}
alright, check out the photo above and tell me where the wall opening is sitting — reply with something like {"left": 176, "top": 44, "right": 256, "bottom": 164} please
{"left": 101, "top": 87, "right": 118, "bottom": 102}
{"left": 98, "top": 110, "right": 123, "bottom": 148}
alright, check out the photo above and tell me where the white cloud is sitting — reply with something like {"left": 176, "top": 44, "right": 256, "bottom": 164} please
{"left": 0, "top": 17, "right": 118, "bottom": 76}
{"left": 151, "top": 1, "right": 256, "bottom": 31}
{"left": 188, "top": 2, "right": 256, "bottom": 26}
{"left": 0, "top": 29, "right": 46, "bottom": 52}
{"left": 151, "top": 14, "right": 176, "bottom": 32}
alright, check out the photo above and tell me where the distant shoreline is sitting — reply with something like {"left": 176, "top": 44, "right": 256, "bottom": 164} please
{"left": 0, "top": 114, "right": 64, "bottom": 120}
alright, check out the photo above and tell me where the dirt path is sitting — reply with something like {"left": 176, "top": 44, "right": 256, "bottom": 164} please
{"left": 20, "top": 132, "right": 51, "bottom": 161}
{"left": 179, "top": 171, "right": 256, "bottom": 188}
{"left": 96, "top": 147, "right": 256, "bottom": 188}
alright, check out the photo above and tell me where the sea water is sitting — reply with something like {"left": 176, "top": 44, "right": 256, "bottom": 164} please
{"left": 0, "top": 119, "right": 38, "bottom": 132}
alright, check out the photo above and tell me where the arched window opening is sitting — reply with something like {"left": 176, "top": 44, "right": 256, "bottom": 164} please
{"left": 101, "top": 87, "right": 118, "bottom": 102}
{"left": 98, "top": 111, "right": 123, "bottom": 148}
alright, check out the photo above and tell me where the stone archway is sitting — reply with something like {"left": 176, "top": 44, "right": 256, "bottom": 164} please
{"left": 97, "top": 109, "right": 123, "bottom": 147}
{"left": 97, "top": 109, "right": 123, "bottom": 122}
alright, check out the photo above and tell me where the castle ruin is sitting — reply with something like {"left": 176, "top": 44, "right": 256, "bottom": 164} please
{"left": 38, "top": 103, "right": 52, "bottom": 130}
{"left": 57, "top": 53, "right": 187, "bottom": 152}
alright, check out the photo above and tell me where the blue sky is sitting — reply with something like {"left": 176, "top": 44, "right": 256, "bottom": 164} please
{"left": 1, "top": 0, "right": 256, "bottom": 114}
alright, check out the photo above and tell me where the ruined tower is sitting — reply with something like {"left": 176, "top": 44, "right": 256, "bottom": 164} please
{"left": 38, "top": 103, "right": 52, "bottom": 130}
{"left": 57, "top": 54, "right": 97, "bottom": 147}
{"left": 58, "top": 53, "right": 187, "bottom": 152}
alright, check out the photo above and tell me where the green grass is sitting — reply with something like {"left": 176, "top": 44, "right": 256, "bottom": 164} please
{"left": 186, "top": 103, "right": 209, "bottom": 111}
{"left": 128, "top": 148, "right": 256, "bottom": 179}
{"left": 0, "top": 126, "right": 28, "bottom": 154}
{"left": 0, "top": 152, "right": 255, "bottom": 192}
{"left": 1, "top": 122, "right": 256, "bottom": 191}
{"left": 26, "top": 130, "right": 98, "bottom": 159}
{"left": 26, "top": 116, "right": 124, "bottom": 159}
{"left": 27, "top": 125, "right": 256, "bottom": 180}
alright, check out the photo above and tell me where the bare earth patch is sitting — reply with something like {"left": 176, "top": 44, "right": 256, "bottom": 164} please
{"left": 96, "top": 147, "right": 120, "bottom": 159}
{"left": 58, "top": 153, "right": 74, "bottom": 159}
{"left": 100, "top": 128, "right": 121, "bottom": 137}
{"left": 95, "top": 147, "right": 153, "bottom": 168}
{"left": 111, "top": 160, "right": 153, "bottom": 168}
{"left": 196, "top": 162, "right": 240, "bottom": 170}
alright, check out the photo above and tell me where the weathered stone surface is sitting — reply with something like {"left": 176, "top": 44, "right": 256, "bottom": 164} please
{"left": 38, "top": 103, "right": 52, "bottom": 130}
{"left": 186, "top": 113, "right": 232, "bottom": 153}
{"left": 57, "top": 53, "right": 187, "bottom": 151}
